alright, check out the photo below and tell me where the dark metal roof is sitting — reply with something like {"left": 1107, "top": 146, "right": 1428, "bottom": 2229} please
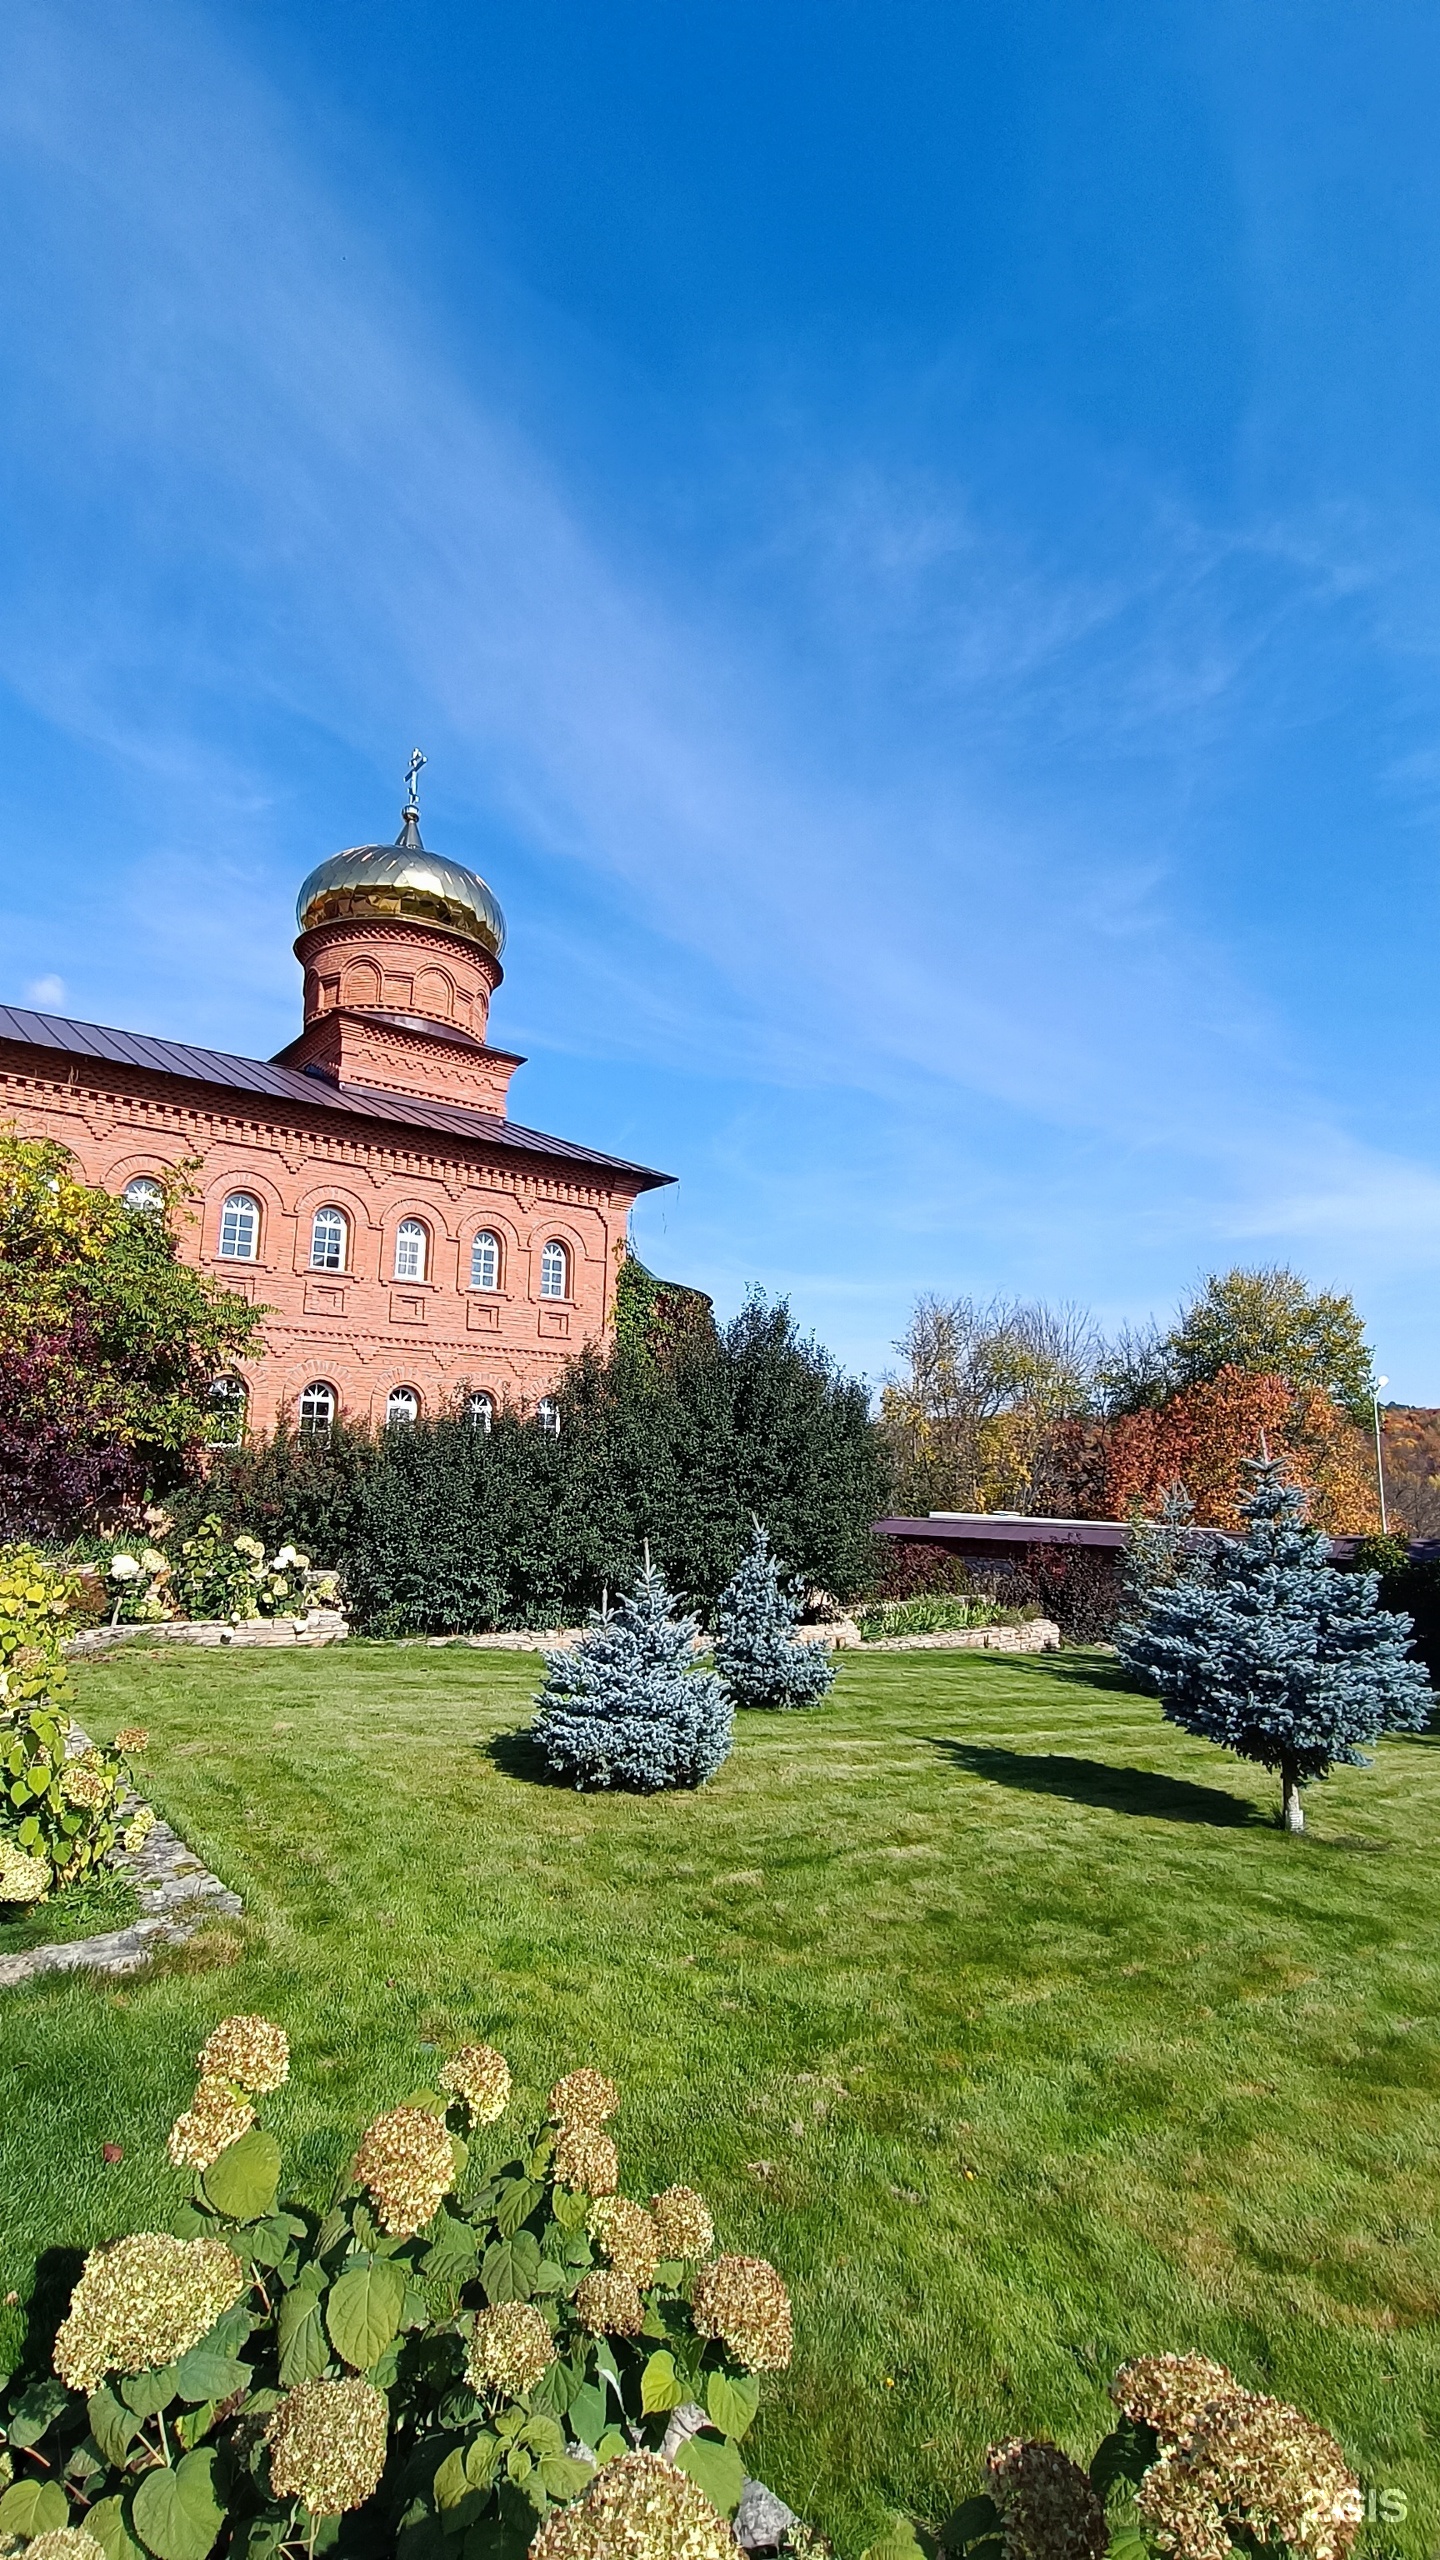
{"left": 877, "top": 1513, "right": 1435, "bottom": 1564}
{"left": 0, "top": 1004, "right": 672, "bottom": 1191}
{"left": 875, "top": 1513, "right": 1130, "bottom": 1550}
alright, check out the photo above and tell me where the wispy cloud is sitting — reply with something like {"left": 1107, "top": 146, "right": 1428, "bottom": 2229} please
{"left": 1, "top": 0, "right": 1438, "bottom": 1384}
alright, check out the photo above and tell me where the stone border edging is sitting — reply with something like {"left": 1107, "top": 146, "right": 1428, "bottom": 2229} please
{"left": 860, "top": 1616, "right": 1061, "bottom": 1652}
{"left": 419, "top": 1629, "right": 584, "bottom": 1651}
{"left": 0, "top": 1728, "right": 242, "bottom": 1992}
{"left": 404, "top": 1618, "right": 1063, "bottom": 1654}
{"left": 67, "top": 1610, "right": 349, "bottom": 1655}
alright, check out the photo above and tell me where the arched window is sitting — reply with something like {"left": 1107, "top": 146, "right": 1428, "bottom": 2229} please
{"left": 540, "top": 1240, "right": 568, "bottom": 1299}
{"left": 299, "top": 1381, "right": 336, "bottom": 1436}
{"left": 470, "top": 1230, "right": 501, "bottom": 1291}
{"left": 123, "top": 1174, "right": 164, "bottom": 1214}
{"left": 393, "top": 1219, "right": 427, "bottom": 1282}
{"left": 207, "top": 1377, "right": 248, "bottom": 1446}
{"left": 310, "top": 1206, "right": 348, "bottom": 1271}
{"left": 537, "top": 1397, "right": 560, "bottom": 1438}
{"left": 218, "top": 1194, "right": 260, "bottom": 1261}
{"left": 469, "top": 1391, "right": 494, "bottom": 1433}
{"left": 386, "top": 1385, "right": 420, "bottom": 1427}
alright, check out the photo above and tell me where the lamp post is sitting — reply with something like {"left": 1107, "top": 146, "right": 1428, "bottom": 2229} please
{"left": 1373, "top": 1375, "right": 1390, "bottom": 1536}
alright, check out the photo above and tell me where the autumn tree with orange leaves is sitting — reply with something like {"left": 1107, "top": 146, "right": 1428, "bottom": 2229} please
{"left": 882, "top": 1266, "right": 1382, "bottom": 1535}
{"left": 1102, "top": 1365, "right": 1379, "bottom": 1533}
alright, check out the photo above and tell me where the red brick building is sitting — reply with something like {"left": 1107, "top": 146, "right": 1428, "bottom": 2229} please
{"left": 0, "top": 778, "right": 671, "bottom": 1436}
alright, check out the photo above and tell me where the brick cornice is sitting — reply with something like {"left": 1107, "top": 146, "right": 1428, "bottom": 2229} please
{"left": 0, "top": 1056, "right": 638, "bottom": 1209}
{"left": 295, "top": 913, "right": 506, "bottom": 981}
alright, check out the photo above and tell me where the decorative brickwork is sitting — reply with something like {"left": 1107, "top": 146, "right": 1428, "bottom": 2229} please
{"left": 0, "top": 802, "right": 670, "bottom": 1435}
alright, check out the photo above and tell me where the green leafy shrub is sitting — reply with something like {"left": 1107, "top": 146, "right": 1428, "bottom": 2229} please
{"left": 183, "top": 1294, "right": 887, "bottom": 1635}
{"left": 0, "top": 1544, "right": 152, "bottom": 1893}
{"left": 0, "top": 1546, "right": 75, "bottom": 1702}
{"left": 164, "top": 1521, "right": 340, "bottom": 1626}
{"left": 0, "top": 2023, "right": 790, "bottom": 2560}
{"left": 170, "top": 1518, "right": 267, "bottom": 1623}
{"left": 103, "top": 1547, "right": 175, "bottom": 1624}
{"left": 855, "top": 1596, "right": 1029, "bottom": 1641}
{"left": 1352, "top": 1533, "right": 1440, "bottom": 1688}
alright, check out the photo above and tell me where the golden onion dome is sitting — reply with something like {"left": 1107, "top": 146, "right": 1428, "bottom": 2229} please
{"left": 296, "top": 788, "right": 506, "bottom": 961}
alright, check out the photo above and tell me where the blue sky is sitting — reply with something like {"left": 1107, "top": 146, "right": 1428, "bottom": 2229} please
{"left": 3, "top": 1, "right": 1440, "bottom": 1397}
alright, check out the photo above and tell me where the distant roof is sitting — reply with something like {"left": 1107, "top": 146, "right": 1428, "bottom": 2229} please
{"left": 0, "top": 1004, "right": 672, "bottom": 1192}
{"left": 875, "top": 1512, "right": 1131, "bottom": 1549}
{"left": 877, "top": 1512, "right": 1440, "bottom": 1564}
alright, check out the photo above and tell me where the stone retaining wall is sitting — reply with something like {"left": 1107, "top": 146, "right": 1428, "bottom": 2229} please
{"left": 68, "top": 1609, "right": 349, "bottom": 1655}
{"left": 416, "top": 1618, "right": 1061, "bottom": 1654}
{"left": 861, "top": 1617, "right": 1060, "bottom": 1652}
{"left": 419, "top": 1629, "right": 583, "bottom": 1652}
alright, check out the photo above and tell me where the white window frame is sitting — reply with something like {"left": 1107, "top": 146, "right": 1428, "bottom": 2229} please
{"left": 299, "top": 1381, "right": 336, "bottom": 1436}
{"left": 386, "top": 1385, "right": 420, "bottom": 1427}
{"left": 537, "top": 1398, "right": 560, "bottom": 1437}
{"left": 470, "top": 1230, "right": 501, "bottom": 1291}
{"left": 218, "top": 1193, "right": 260, "bottom": 1261}
{"left": 122, "top": 1175, "right": 165, "bottom": 1213}
{"left": 206, "top": 1376, "right": 248, "bottom": 1446}
{"left": 539, "top": 1240, "right": 568, "bottom": 1300}
{"left": 469, "top": 1391, "right": 494, "bottom": 1433}
{"left": 393, "top": 1219, "right": 427, "bottom": 1282}
{"left": 310, "top": 1206, "right": 348, "bottom": 1272}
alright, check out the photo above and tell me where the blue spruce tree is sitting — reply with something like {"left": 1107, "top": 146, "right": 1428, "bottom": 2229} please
{"left": 531, "top": 1558, "right": 733, "bottom": 1791}
{"left": 1119, "top": 1454, "right": 1430, "bottom": 1830}
{"left": 713, "top": 1521, "right": 836, "bottom": 1711}
{"left": 1121, "top": 1483, "right": 1213, "bottom": 1618}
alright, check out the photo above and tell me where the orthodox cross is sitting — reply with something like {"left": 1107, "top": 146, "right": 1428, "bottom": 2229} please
{"left": 403, "top": 747, "right": 427, "bottom": 813}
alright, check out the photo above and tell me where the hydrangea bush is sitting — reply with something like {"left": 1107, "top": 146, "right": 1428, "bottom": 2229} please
{"left": 166, "top": 1519, "right": 340, "bottom": 1626}
{"left": 104, "top": 1549, "right": 174, "bottom": 1626}
{"left": 941, "top": 2352, "right": 1361, "bottom": 2560}
{"left": 0, "top": 1546, "right": 152, "bottom": 1898}
{"left": 0, "top": 2022, "right": 791, "bottom": 2560}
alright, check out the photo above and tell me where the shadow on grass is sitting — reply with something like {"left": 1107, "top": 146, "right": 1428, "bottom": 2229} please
{"left": 483, "top": 1727, "right": 566, "bottom": 1786}
{"left": 1024, "top": 1651, "right": 1151, "bottom": 1696}
{"left": 9, "top": 2245, "right": 84, "bottom": 2384}
{"left": 932, "top": 1737, "right": 1260, "bottom": 1826}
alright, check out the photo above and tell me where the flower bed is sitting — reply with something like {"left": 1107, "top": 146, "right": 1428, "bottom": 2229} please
{"left": 96, "top": 1514, "right": 341, "bottom": 1629}
{"left": 856, "top": 1597, "right": 1037, "bottom": 1642}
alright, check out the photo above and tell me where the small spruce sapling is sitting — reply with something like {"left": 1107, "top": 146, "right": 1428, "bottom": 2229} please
{"left": 531, "top": 1557, "right": 733, "bottom": 1791}
{"left": 1121, "top": 1482, "right": 1215, "bottom": 1617}
{"left": 713, "top": 1521, "right": 836, "bottom": 1711}
{"left": 1119, "top": 1454, "right": 1430, "bottom": 1831}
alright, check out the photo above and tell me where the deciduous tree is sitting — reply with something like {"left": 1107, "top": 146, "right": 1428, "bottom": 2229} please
{"left": 879, "top": 1294, "right": 1099, "bottom": 1514}
{"left": 0, "top": 1132, "right": 264, "bottom": 1536}
{"left": 1163, "top": 1266, "right": 1374, "bottom": 1421}
{"left": 1103, "top": 1366, "right": 1378, "bottom": 1533}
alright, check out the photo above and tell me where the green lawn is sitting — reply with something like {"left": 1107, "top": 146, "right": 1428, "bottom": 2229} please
{"left": 3, "top": 1643, "right": 1439, "bottom": 2556}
